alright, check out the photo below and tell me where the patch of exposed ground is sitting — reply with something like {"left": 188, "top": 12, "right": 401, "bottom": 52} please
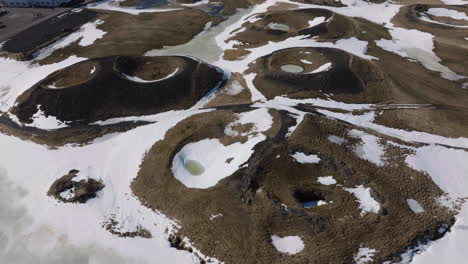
{"left": 0, "top": 113, "right": 149, "bottom": 147}
{"left": 131, "top": 108, "right": 454, "bottom": 263}
{"left": 392, "top": 4, "right": 468, "bottom": 76}
{"left": 38, "top": 8, "right": 213, "bottom": 64}
{"left": 205, "top": 73, "right": 253, "bottom": 107}
{"left": 223, "top": 7, "right": 357, "bottom": 60}
{"left": 103, "top": 217, "right": 152, "bottom": 238}
{"left": 48, "top": 169, "right": 104, "bottom": 203}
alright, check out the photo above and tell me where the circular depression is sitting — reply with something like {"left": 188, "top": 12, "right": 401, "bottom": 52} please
{"left": 113, "top": 56, "right": 183, "bottom": 83}
{"left": 269, "top": 48, "right": 332, "bottom": 74}
{"left": 41, "top": 60, "right": 100, "bottom": 89}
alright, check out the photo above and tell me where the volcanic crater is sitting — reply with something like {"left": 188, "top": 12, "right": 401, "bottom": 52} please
{"left": 248, "top": 47, "right": 392, "bottom": 103}
{"left": 11, "top": 55, "right": 226, "bottom": 125}
{"left": 224, "top": 8, "right": 357, "bottom": 60}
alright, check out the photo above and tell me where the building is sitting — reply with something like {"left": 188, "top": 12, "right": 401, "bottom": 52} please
{"left": 0, "top": 0, "right": 72, "bottom": 7}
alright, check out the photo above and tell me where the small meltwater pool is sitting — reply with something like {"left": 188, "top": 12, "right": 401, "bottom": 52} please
{"left": 280, "top": 64, "right": 304, "bottom": 73}
{"left": 184, "top": 159, "right": 205, "bottom": 176}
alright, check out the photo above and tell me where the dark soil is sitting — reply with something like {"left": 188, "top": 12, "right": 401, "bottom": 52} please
{"left": 11, "top": 55, "right": 226, "bottom": 124}
{"left": 249, "top": 47, "right": 392, "bottom": 103}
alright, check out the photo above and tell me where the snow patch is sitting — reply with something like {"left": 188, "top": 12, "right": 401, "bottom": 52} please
{"left": 244, "top": 73, "right": 267, "bottom": 102}
{"left": 354, "top": 247, "right": 377, "bottom": 264}
{"left": 0, "top": 56, "right": 86, "bottom": 112}
{"left": 427, "top": 8, "right": 468, "bottom": 21}
{"left": 290, "top": 152, "right": 320, "bottom": 164}
{"left": 308, "top": 16, "right": 326, "bottom": 27}
{"left": 345, "top": 185, "right": 381, "bottom": 216}
{"left": 271, "top": 235, "right": 304, "bottom": 255}
{"left": 224, "top": 108, "right": 273, "bottom": 137}
{"left": 376, "top": 27, "right": 465, "bottom": 80}
{"left": 317, "top": 176, "right": 336, "bottom": 185}
{"left": 35, "top": 20, "right": 106, "bottom": 59}
{"left": 209, "top": 213, "right": 223, "bottom": 221}
{"left": 226, "top": 80, "right": 244, "bottom": 95}
{"left": 407, "top": 199, "right": 425, "bottom": 213}
{"left": 30, "top": 105, "right": 68, "bottom": 130}
{"left": 121, "top": 68, "right": 179, "bottom": 83}
{"left": 172, "top": 135, "right": 265, "bottom": 189}
{"left": 328, "top": 135, "right": 346, "bottom": 145}
{"left": 306, "top": 62, "right": 332, "bottom": 74}
{"left": 349, "top": 129, "right": 385, "bottom": 166}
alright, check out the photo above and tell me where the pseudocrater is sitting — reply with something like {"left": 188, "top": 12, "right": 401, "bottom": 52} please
{"left": 11, "top": 55, "right": 225, "bottom": 125}
{"left": 249, "top": 47, "right": 392, "bottom": 102}
{"left": 172, "top": 135, "right": 265, "bottom": 189}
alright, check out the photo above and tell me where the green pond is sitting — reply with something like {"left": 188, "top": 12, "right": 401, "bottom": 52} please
{"left": 184, "top": 160, "right": 205, "bottom": 176}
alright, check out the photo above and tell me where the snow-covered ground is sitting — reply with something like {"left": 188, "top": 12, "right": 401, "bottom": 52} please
{"left": 172, "top": 136, "right": 265, "bottom": 189}
{"left": 354, "top": 247, "right": 377, "bottom": 264}
{"left": 1, "top": 0, "right": 467, "bottom": 263}
{"left": 0, "top": 109, "right": 218, "bottom": 264}
{"left": 344, "top": 185, "right": 381, "bottom": 216}
{"left": 290, "top": 152, "right": 321, "bottom": 164}
{"left": 121, "top": 68, "right": 179, "bottom": 83}
{"left": 270, "top": 235, "right": 304, "bottom": 255}
{"left": 317, "top": 176, "right": 336, "bottom": 185}
{"left": 35, "top": 19, "right": 106, "bottom": 60}
{"left": 348, "top": 129, "right": 385, "bottom": 166}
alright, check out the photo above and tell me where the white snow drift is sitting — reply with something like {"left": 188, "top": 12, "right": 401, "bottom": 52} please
{"left": 290, "top": 152, "right": 321, "bottom": 164}
{"left": 172, "top": 135, "right": 265, "bottom": 189}
{"left": 345, "top": 185, "right": 381, "bottom": 216}
{"left": 271, "top": 235, "right": 304, "bottom": 255}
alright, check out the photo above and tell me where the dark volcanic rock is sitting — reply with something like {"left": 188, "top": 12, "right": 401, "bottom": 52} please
{"left": 11, "top": 55, "right": 226, "bottom": 124}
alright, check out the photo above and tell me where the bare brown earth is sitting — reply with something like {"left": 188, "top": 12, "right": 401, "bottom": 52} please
{"left": 39, "top": 8, "right": 213, "bottom": 64}
{"left": 118, "top": 0, "right": 138, "bottom": 7}
{"left": 132, "top": 109, "right": 454, "bottom": 264}
{"left": 205, "top": 73, "right": 253, "bottom": 107}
